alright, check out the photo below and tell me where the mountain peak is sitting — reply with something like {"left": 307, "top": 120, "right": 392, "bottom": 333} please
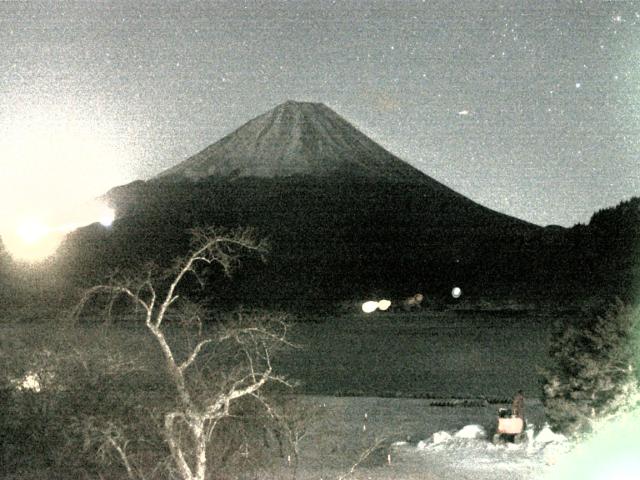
{"left": 156, "top": 101, "right": 429, "bottom": 182}
{"left": 279, "top": 99, "right": 322, "bottom": 107}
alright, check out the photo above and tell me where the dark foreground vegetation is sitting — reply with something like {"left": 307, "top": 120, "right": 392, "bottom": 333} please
{"left": 0, "top": 322, "right": 302, "bottom": 480}
{"left": 1, "top": 227, "right": 302, "bottom": 480}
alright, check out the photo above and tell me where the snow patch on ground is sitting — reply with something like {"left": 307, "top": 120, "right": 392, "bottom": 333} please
{"left": 273, "top": 396, "right": 576, "bottom": 480}
{"left": 455, "top": 424, "right": 486, "bottom": 439}
{"left": 535, "top": 424, "right": 568, "bottom": 444}
{"left": 403, "top": 423, "right": 574, "bottom": 479}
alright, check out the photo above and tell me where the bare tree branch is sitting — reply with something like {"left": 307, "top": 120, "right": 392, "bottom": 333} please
{"left": 73, "top": 226, "right": 285, "bottom": 480}
{"left": 179, "top": 339, "right": 213, "bottom": 373}
{"left": 164, "top": 412, "right": 194, "bottom": 480}
{"left": 337, "top": 438, "right": 388, "bottom": 480}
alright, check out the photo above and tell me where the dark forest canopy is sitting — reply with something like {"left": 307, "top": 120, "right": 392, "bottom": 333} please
{"left": 1, "top": 184, "right": 639, "bottom": 313}
{"left": 56, "top": 176, "right": 640, "bottom": 310}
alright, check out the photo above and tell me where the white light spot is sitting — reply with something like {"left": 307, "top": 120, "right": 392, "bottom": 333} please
{"left": 15, "top": 372, "right": 42, "bottom": 392}
{"left": 451, "top": 287, "right": 462, "bottom": 299}
{"left": 362, "top": 301, "right": 379, "bottom": 313}
{"left": 378, "top": 299, "right": 392, "bottom": 311}
{"left": 576, "top": 82, "right": 581, "bottom": 89}
{"left": 458, "top": 110, "right": 470, "bottom": 116}
{"left": 99, "top": 207, "right": 115, "bottom": 227}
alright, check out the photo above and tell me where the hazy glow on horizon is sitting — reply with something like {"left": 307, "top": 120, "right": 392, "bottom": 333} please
{"left": 3, "top": 201, "right": 115, "bottom": 262}
{"left": 0, "top": 104, "right": 127, "bottom": 262}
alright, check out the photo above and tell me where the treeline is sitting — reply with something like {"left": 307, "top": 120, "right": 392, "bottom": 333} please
{"left": 562, "top": 197, "right": 640, "bottom": 302}
{"left": 55, "top": 176, "right": 542, "bottom": 310}
{"left": 2, "top": 178, "right": 639, "bottom": 314}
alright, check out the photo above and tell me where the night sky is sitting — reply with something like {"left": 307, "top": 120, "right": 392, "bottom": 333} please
{"left": 1, "top": 0, "right": 639, "bottom": 228}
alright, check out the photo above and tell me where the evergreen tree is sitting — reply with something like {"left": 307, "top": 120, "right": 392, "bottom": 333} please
{"left": 542, "top": 298, "right": 640, "bottom": 435}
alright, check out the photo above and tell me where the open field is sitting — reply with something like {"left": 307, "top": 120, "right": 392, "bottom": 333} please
{"left": 1, "top": 308, "right": 557, "bottom": 402}
{"left": 265, "top": 394, "right": 557, "bottom": 480}
{"left": 277, "top": 309, "right": 557, "bottom": 400}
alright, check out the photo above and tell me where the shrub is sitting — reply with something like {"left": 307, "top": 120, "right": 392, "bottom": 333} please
{"left": 542, "top": 298, "right": 640, "bottom": 435}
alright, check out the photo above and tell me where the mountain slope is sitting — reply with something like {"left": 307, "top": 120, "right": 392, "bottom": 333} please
{"left": 158, "top": 100, "right": 441, "bottom": 185}
{"left": 151, "top": 100, "right": 534, "bottom": 230}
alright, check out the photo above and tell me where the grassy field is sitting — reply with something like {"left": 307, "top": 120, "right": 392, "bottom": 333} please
{"left": 276, "top": 309, "right": 556, "bottom": 400}
{"left": 1, "top": 308, "right": 557, "bottom": 400}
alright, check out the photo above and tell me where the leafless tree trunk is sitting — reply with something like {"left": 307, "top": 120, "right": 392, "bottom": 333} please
{"left": 74, "top": 227, "right": 291, "bottom": 480}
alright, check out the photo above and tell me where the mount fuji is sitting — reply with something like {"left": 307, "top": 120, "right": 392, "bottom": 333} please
{"left": 61, "top": 100, "right": 551, "bottom": 308}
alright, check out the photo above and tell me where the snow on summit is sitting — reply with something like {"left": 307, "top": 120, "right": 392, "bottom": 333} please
{"left": 156, "top": 100, "right": 429, "bottom": 182}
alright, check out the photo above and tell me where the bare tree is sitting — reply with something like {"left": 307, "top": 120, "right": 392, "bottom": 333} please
{"left": 74, "top": 226, "right": 292, "bottom": 480}
{"left": 337, "top": 437, "right": 387, "bottom": 480}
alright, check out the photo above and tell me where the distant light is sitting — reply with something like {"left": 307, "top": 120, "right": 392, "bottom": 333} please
{"left": 575, "top": 82, "right": 581, "bottom": 89}
{"left": 452, "top": 287, "right": 462, "bottom": 298}
{"left": 362, "top": 301, "right": 379, "bottom": 313}
{"left": 458, "top": 110, "right": 469, "bottom": 115}
{"left": 99, "top": 207, "right": 115, "bottom": 227}
{"left": 378, "top": 299, "right": 392, "bottom": 311}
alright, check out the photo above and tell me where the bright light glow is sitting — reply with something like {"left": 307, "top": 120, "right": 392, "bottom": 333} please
{"left": 5, "top": 221, "right": 64, "bottom": 262}
{"left": 0, "top": 103, "right": 130, "bottom": 261}
{"left": 3, "top": 200, "right": 116, "bottom": 262}
{"left": 362, "top": 299, "right": 392, "bottom": 313}
{"left": 17, "top": 218, "right": 49, "bottom": 245}
{"left": 99, "top": 207, "right": 115, "bottom": 227}
{"left": 452, "top": 286, "right": 462, "bottom": 298}
{"left": 362, "top": 301, "right": 379, "bottom": 313}
{"left": 378, "top": 299, "right": 392, "bottom": 311}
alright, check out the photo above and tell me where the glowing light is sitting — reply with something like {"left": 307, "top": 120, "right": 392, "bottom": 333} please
{"left": 5, "top": 216, "right": 60, "bottom": 261}
{"left": 16, "top": 218, "right": 49, "bottom": 245}
{"left": 378, "top": 299, "right": 392, "bottom": 311}
{"left": 0, "top": 102, "right": 132, "bottom": 261}
{"left": 4, "top": 200, "right": 116, "bottom": 262}
{"left": 362, "top": 299, "right": 392, "bottom": 313}
{"left": 452, "top": 287, "right": 462, "bottom": 298}
{"left": 362, "top": 301, "right": 379, "bottom": 313}
{"left": 99, "top": 207, "right": 115, "bottom": 227}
